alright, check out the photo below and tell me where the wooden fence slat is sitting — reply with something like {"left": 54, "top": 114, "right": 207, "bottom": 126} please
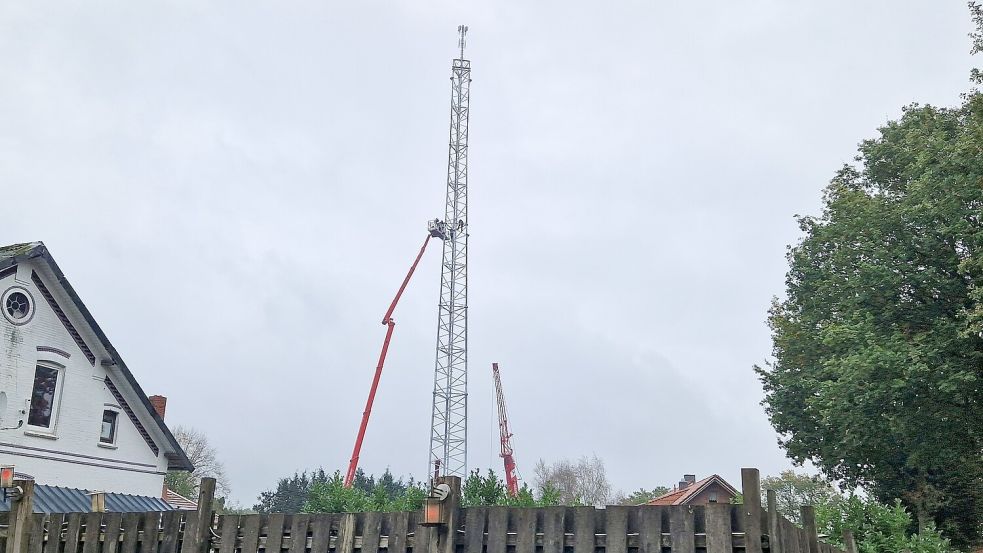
{"left": 485, "top": 507, "right": 508, "bottom": 553}
{"left": 44, "top": 513, "right": 66, "bottom": 553}
{"left": 104, "top": 513, "right": 123, "bottom": 553}
{"left": 287, "top": 515, "right": 310, "bottom": 553}
{"left": 142, "top": 512, "right": 162, "bottom": 553}
{"left": 265, "top": 514, "right": 287, "bottom": 553}
{"left": 64, "top": 513, "right": 84, "bottom": 553}
{"left": 742, "top": 468, "right": 763, "bottom": 553}
{"left": 603, "top": 506, "right": 627, "bottom": 553}
{"left": 336, "top": 514, "right": 355, "bottom": 553}
{"left": 388, "top": 512, "right": 409, "bottom": 553}
{"left": 572, "top": 507, "right": 593, "bottom": 553}
{"left": 82, "top": 513, "right": 103, "bottom": 553}
{"left": 308, "top": 515, "right": 332, "bottom": 553}
{"left": 705, "top": 504, "right": 732, "bottom": 553}
{"left": 239, "top": 514, "right": 261, "bottom": 553}
{"left": 361, "top": 512, "right": 382, "bottom": 553}
{"left": 798, "top": 526, "right": 809, "bottom": 553}
{"left": 539, "top": 507, "right": 563, "bottom": 553}
{"left": 669, "top": 506, "right": 695, "bottom": 553}
{"left": 27, "top": 514, "right": 46, "bottom": 553}
{"left": 638, "top": 506, "right": 662, "bottom": 553}
{"left": 160, "top": 512, "right": 182, "bottom": 553}
{"left": 463, "top": 507, "right": 486, "bottom": 553}
{"left": 514, "top": 509, "right": 536, "bottom": 553}
{"left": 120, "top": 513, "right": 140, "bottom": 553}
{"left": 218, "top": 516, "right": 239, "bottom": 553}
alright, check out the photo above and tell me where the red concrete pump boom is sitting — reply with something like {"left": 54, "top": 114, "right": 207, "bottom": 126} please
{"left": 492, "top": 363, "right": 519, "bottom": 496}
{"left": 344, "top": 234, "right": 432, "bottom": 488}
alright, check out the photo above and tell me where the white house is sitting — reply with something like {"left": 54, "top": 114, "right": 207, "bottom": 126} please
{"left": 0, "top": 242, "right": 192, "bottom": 497}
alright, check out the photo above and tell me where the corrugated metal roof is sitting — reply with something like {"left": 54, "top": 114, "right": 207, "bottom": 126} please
{"left": 0, "top": 484, "right": 174, "bottom": 513}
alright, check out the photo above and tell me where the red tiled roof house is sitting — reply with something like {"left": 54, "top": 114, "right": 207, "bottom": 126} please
{"left": 645, "top": 474, "right": 739, "bottom": 506}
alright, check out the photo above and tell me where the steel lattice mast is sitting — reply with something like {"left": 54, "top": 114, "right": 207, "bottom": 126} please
{"left": 427, "top": 25, "right": 471, "bottom": 478}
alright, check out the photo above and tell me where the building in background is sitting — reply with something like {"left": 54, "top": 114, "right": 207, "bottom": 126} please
{"left": 0, "top": 242, "right": 192, "bottom": 497}
{"left": 645, "top": 474, "right": 739, "bottom": 506}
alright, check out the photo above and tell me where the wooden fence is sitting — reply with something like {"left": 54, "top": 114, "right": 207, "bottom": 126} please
{"left": 0, "top": 470, "right": 855, "bottom": 553}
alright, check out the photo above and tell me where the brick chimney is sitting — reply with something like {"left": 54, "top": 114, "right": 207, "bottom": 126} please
{"left": 149, "top": 395, "right": 167, "bottom": 419}
{"left": 678, "top": 474, "right": 697, "bottom": 489}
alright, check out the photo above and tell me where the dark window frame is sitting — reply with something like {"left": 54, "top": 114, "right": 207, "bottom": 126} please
{"left": 27, "top": 364, "right": 62, "bottom": 429}
{"left": 100, "top": 409, "right": 119, "bottom": 444}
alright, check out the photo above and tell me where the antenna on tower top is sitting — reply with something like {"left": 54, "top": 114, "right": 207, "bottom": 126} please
{"left": 457, "top": 24, "right": 468, "bottom": 59}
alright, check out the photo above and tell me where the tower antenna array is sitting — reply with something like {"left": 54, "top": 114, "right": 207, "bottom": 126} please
{"left": 427, "top": 24, "right": 471, "bottom": 477}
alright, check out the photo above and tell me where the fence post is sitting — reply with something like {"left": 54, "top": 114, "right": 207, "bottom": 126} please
{"left": 8, "top": 479, "right": 35, "bottom": 553}
{"left": 841, "top": 529, "right": 858, "bottom": 553}
{"left": 435, "top": 476, "right": 461, "bottom": 553}
{"left": 800, "top": 506, "right": 819, "bottom": 553}
{"left": 741, "top": 468, "right": 763, "bottom": 553}
{"left": 766, "top": 489, "right": 782, "bottom": 553}
{"left": 179, "top": 477, "right": 217, "bottom": 553}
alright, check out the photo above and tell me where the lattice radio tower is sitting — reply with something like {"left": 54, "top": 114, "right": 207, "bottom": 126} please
{"left": 426, "top": 25, "right": 471, "bottom": 478}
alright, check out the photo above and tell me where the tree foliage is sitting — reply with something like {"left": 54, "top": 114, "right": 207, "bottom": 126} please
{"left": 761, "top": 471, "right": 842, "bottom": 524}
{"left": 756, "top": 25, "right": 983, "bottom": 546}
{"left": 533, "top": 455, "right": 612, "bottom": 506}
{"left": 165, "top": 425, "right": 230, "bottom": 500}
{"left": 615, "top": 487, "right": 671, "bottom": 506}
{"left": 817, "top": 496, "right": 956, "bottom": 553}
{"left": 461, "top": 469, "right": 561, "bottom": 507}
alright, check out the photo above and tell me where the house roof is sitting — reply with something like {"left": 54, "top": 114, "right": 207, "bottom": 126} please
{"left": 163, "top": 488, "right": 198, "bottom": 511}
{"left": 645, "top": 475, "right": 739, "bottom": 506}
{"left": 0, "top": 483, "right": 174, "bottom": 513}
{"left": 0, "top": 242, "right": 193, "bottom": 472}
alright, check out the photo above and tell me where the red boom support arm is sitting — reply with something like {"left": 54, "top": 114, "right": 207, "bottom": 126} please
{"left": 344, "top": 234, "right": 432, "bottom": 488}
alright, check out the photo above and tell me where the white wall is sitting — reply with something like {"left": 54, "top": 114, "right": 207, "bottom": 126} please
{"left": 0, "top": 259, "right": 170, "bottom": 497}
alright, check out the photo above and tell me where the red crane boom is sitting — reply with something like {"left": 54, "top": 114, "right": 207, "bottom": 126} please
{"left": 344, "top": 234, "right": 433, "bottom": 488}
{"left": 492, "top": 363, "right": 519, "bottom": 496}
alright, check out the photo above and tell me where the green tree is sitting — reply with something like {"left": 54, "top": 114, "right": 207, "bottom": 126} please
{"left": 756, "top": 14, "right": 983, "bottom": 546}
{"left": 818, "top": 496, "right": 956, "bottom": 553}
{"left": 254, "top": 469, "right": 330, "bottom": 513}
{"left": 164, "top": 426, "right": 231, "bottom": 505}
{"left": 616, "top": 487, "right": 670, "bottom": 505}
{"left": 761, "top": 471, "right": 842, "bottom": 524}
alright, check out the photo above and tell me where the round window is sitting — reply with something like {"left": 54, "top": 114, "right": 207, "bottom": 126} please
{"left": 2, "top": 287, "right": 34, "bottom": 325}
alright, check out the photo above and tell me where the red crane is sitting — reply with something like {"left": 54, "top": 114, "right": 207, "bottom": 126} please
{"left": 492, "top": 362, "right": 519, "bottom": 496}
{"left": 344, "top": 234, "right": 433, "bottom": 488}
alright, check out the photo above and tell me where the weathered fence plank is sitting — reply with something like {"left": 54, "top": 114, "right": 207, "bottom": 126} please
{"left": 539, "top": 507, "right": 563, "bottom": 553}
{"left": 337, "top": 514, "right": 356, "bottom": 553}
{"left": 308, "top": 514, "right": 332, "bottom": 553}
{"left": 239, "top": 513, "right": 261, "bottom": 553}
{"left": 603, "top": 506, "right": 627, "bottom": 553}
{"left": 26, "top": 513, "right": 45, "bottom": 553}
{"left": 705, "top": 503, "right": 732, "bottom": 553}
{"left": 801, "top": 506, "right": 819, "bottom": 553}
{"left": 463, "top": 507, "right": 486, "bottom": 553}
{"left": 485, "top": 507, "right": 508, "bottom": 553}
{"left": 638, "top": 506, "right": 662, "bottom": 553}
{"left": 104, "top": 512, "right": 123, "bottom": 553}
{"left": 669, "top": 506, "right": 695, "bottom": 553}
{"left": 161, "top": 511, "right": 183, "bottom": 553}
{"left": 742, "top": 468, "right": 763, "bottom": 553}
{"left": 514, "top": 508, "right": 536, "bottom": 553}
{"left": 120, "top": 513, "right": 140, "bottom": 553}
{"left": 43, "top": 513, "right": 65, "bottom": 553}
{"left": 361, "top": 512, "right": 382, "bottom": 553}
{"left": 287, "top": 515, "right": 310, "bottom": 553}
{"left": 218, "top": 515, "right": 239, "bottom": 553}
{"left": 64, "top": 513, "right": 83, "bottom": 553}
{"left": 388, "top": 512, "right": 409, "bottom": 553}
{"left": 573, "top": 507, "right": 594, "bottom": 553}
{"left": 82, "top": 513, "right": 102, "bottom": 553}
{"left": 265, "top": 514, "right": 287, "bottom": 553}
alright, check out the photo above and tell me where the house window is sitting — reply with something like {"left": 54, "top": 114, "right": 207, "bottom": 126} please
{"left": 2, "top": 287, "right": 34, "bottom": 325}
{"left": 100, "top": 410, "right": 118, "bottom": 444}
{"left": 28, "top": 365, "right": 61, "bottom": 428}
{"left": 709, "top": 491, "right": 719, "bottom": 503}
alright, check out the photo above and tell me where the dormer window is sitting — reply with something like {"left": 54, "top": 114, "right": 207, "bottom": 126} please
{"left": 100, "top": 410, "right": 119, "bottom": 444}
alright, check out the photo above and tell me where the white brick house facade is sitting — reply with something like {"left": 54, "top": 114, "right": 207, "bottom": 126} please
{"left": 0, "top": 242, "right": 192, "bottom": 497}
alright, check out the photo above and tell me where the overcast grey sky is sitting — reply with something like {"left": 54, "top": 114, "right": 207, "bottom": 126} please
{"left": 0, "top": 1, "right": 976, "bottom": 505}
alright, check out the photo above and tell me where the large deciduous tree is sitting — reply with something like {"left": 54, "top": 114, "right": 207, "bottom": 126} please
{"left": 756, "top": 41, "right": 983, "bottom": 547}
